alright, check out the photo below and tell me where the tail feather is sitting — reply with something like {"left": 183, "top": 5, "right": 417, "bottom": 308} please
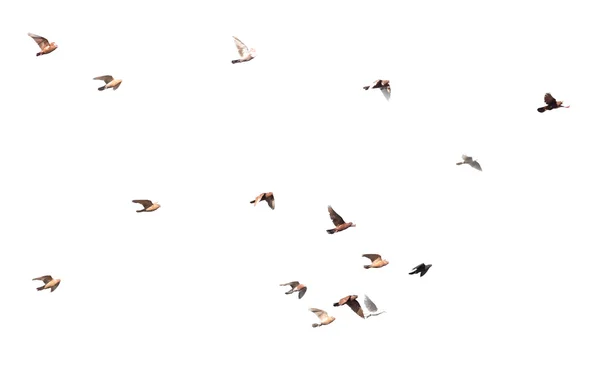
{"left": 537, "top": 107, "right": 546, "bottom": 113}
{"left": 285, "top": 290, "right": 293, "bottom": 295}
{"left": 249, "top": 200, "right": 255, "bottom": 204}
{"left": 333, "top": 302, "right": 340, "bottom": 307}
{"left": 456, "top": 162, "right": 463, "bottom": 165}
{"left": 98, "top": 86, "right": 106, "bottom": 91}
{"left": 37, "top": 286, "right": 45, "bottom": 291}
{"left": 409, "top": 270, "right": 418, "bottom": 275}
{"left": 36, "top": 52, "right": 42, "bottom": 57}
{"left": 364, "top": 265, "right": 371, "bottom": 269}
{"left": 232, "top": 59, "right": 240, "bottom": 64}
{"left": 326, "top": 229, "right": 336, "bottom": 234}
{"left": 312, "top": 323, "right": 320, "bottom": 328}
{"left": 363, "top": 86, "right": 370, "bottom": 90}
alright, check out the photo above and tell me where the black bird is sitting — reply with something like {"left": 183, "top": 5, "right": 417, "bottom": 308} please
{"left": 537, "top": 93, "right": 570, "bottom": 113}
{"left": 409, "top": 263, "right": 432, "bottom": 277}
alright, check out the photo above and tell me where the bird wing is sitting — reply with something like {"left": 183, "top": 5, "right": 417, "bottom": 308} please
{"left": 544, "top": 93, "right": 556, "bottom": 106}
{"left": 470, "top": 161, "right": 482, "bottom": 171}
{"left": 328, "top": 206, "right": 346, "bottom": 226}
{"left": 33, "top": 275, "right": 53, "bottom": 284}
{"left": 253, "top": 193, "right": 265, "bottom": 206}
{"left": 280, "top": 281, "right": 299, "bottom": 288}
{"left": 112, "top": 80, "right": 122, "bottom": 90}
{"left": 28, "top": 33, "right": 49, "bottom": 50}
{"left": 309, "top": 308, "right": 329, "bottom": 321}
{"left": 362, "top": 254, "right": 382, "bottom": 262}
{"left": 94, "top": 75, "right": 114, "bottom": 84}
{"left": 413, "top": 263, "right": 425, "bottom": 271}
{"left": 298, "top": 287, "right": 307, "bottom": 299}
{"left": 462, "top": 155, "right": 472, "bottom": 163}
{"left": 50, "top": 282, "right": 60, "bottom": 292}
{"left": 347, "top": 299, "right": 365, "bottom": 318}
{"left": 363, "top": 295, "right": 378, "bottom": 312}
{"left": 233, "top": 36, "right": 250, "bottom": 58}
{"left": 265, "top": 194, "right": 275, "bottom": 210}
{"left": 132, "top": 199, "right": 153, "bottom": 209}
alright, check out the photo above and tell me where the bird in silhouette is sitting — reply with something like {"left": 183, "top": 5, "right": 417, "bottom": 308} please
{"left": 32, "top": 275, "right": 61, "bottom": 292}
{"left": 409, "top": 263, "right": 432, "bottom": 277}
{"left": 362, "top": 254, "right": 389, "bottom": 269}
{"left": 280, "top": 281, "right": 307, "bottom": 299}
{"left": 326, "top": 206, "right": 355, "bottom": 234}
{"left": 456, "top": 155, "right": 482, "bottom": 171}
{"left": 94, "top": 75, "right": 122, "bottom": 91}
{"left": 309, "top": 308, "right": 335, "bottom": 328}
{"left": 333, "top": 295, "right": 365, "bottom": 319}
{"left": 132, "top": 200, "right": 160, "bottom": 212}
{"left": 364, "top": 294, "right": 386, "bottom": 318}
{"left": 537, "top": 93, "right": 570, "bottom": 113}
{"left": 250, "top": 192, "right": 275, "bottom": 210}
{"left": 231, "top": 36, "right": 256, "bottom": 64}
{"left": 28, "top": 33, "right": 58, "bottom": 57}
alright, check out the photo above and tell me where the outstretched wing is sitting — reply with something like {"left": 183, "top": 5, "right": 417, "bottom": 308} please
{"left": 28, "top": 33, "right": 49, "bottom": 50}
{"left": 328, "top": 206, "right": 346, "bottom": 226}
{"left": 298, "top": 287, "right": 307, "bottom": 299}
{"left": 544, "top": 93, "right": 556, "bottom": 106}
{"left": 50, "top": 282, "right": 60, "bottom": 292}
{"left": 132, "top": 199, "right": 153, "bottom": 209}
{"left": 362, "top": 254, "right": 381, "bottom": 262}
{"left": 280, "top": 281, "right": 299, "bottom": 288}
{"left": 33, "top": 275, "right": 53, "bottom": 284}
{"left": 265, "top": 194, "right": 275, "bottom": 210}
{"left": 470, "top": 161, "right": 482, "bottom": 171}
{"left": 94, "top": 75, "right": 114, "bottom": 84}
{"left": 364, "top": 294, "right": 378, "bottom": 312}
{"left": 347, "top": 299, "right": 365, "bottom": 318}
{"left": 233, "top": 36, "right": 249, "bottom": 58}
{"left": 412, "top": 263, "right": 425, "bottom": 271}
{"left": 309, "top": 308, "right": 329, "bottom": 321}
{"left": 462, "top": 155, "right": 473, "bottom": 163}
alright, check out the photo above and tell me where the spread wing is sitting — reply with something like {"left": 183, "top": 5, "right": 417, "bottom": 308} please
{"left": 298, "top": 287, "right": 307, "bottom": 299}
{"left": 364, "top": 295, "right": 378, "bottom": 312}
{"left": 462, "top": 155, "right": 472, "bottom": 163}
{"left": 50, "top": 282, "right": 60, "bottom": 292}
{"left": 94, "top": 75, "right": 114, "bottom": 84}
{"left": 253, "top": 193, "right": 265, "bottom": 206}
{"left": 265, "top": 195, "right": 275, "bottom": 210}
{"left": 544, "top": 93, "right": 556, "bottom": 106}
{"left": 347, "top": 299, "right": 365, "bottom": 318}
{"left": 280, "top": 281, "right": 299, "bottom": 288}
{"left": 413, "top": 263, "right": 425, "bottom": 271}
{"left": 112, "top": 80, "right": 122, "bottom": 90}
{"left": 328, "top": 206, "right": 346, "bottom": 226}
{"left": 233, "top": 36, "right": 249, "bottom": 58}
{"left": 33, "top": 275, "right": 53, "bottom": 284}
{"left": 470, "top": 161, "right": 482, "bottom": 171}
{"left": 362, "top": 254, "right": 382, "bottom": 262}
{"left": 309, "top": 308, "right": 329, "bottom": 321}
{"left": 28, "top": 33, "right": 49, "bottom": 50}
{"left": 132, "top": 199, "right": 153, "bottom": 209}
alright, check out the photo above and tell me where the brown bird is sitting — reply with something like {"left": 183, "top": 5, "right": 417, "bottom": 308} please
{"left": 409, "top": 263, "right": 432, "bottom": 277}
{"left": 28, "top": 33, "right": 58, "bottom": 57}
{"left": 333, "top": 295, "right": 365, "bottom": 319}
{"left": 326, "top": 206, "right": 355, "bottom": 234}
{"left": 231, "top": 36, "right": 256, "bottom": 64}
{"left": 456, "top": 155, "right": 482, "bottom": 171}
{"left": 537, "top": 93, "right": 570, "bottom": 113}
{"left": 362, "top": 254, "right": 389, "bottom": 269}
{"left": 250, "top": 192, "right": 275, "bottom": 210}
{"left": 280, "top": 281, "right": 307, "bottom": 299}
{"left": 132, "top": 199, "right": 160, "bottom": 212}
{"left": 363, "top": 79, "right": 391, "bottom": 93}
{"left": 94, "top": 75, "right": 123, "bottom": 91}
{"left": 309, "top": 308, "right": 336, "bottom": 328}
{"left": 32, "top": 275, "right": 61, "bottom": 292}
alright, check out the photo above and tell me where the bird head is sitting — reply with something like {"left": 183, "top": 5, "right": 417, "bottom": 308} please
{"left": 51, "top": 42, "right": 58, "bottom": 47}
{"left": 351, "top": 223, "right": 356, "bottom": 227}
{"left": 249, "top": 48, "right": 257, "bottom": 56}
{"left": 557, "top": 101, "right": 563, "bottom": 106}
{"left": 330, "top": 316, "right": 336, "bottom": 322}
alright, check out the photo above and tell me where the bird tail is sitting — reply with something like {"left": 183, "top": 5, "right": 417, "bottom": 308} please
{"left": 249, "top": 200, "right": 255, "bottom": 204}
{"left": 537, "top": 107, "right": 546, "bottom": 113}
{"left": 232, "top": 59, "right": 240, "bottom": 64}
{"left": 333, "top": 302, "right": 340, "bottom": 307}
{"left": 364, "top": 265, "right": 371, "bottom": 269}
{"left": 285, "top": 289, "right": 294, "bottom": 295}
{"left": 326, "top": 229, "right": 336, "bottom": 234}
{"left": 409, "top": 270, "right": 418, "bottom": 275}
{"left": 363, "top": 86, "right": 370, "bottom": 90}
{"left": 37, "top": 286, "right": 45, "bottom": 291}
{"left": 456, "top": 162, "right": 463, "bottom": 165}
{"left": 312, "top": 323, "right": 320, "bottom": 328}
{"left": 98, "top": 86, "right": 106, "bottom": 91}
{"left": 36, "top": 52, "right": 42, "bottom": 57}
{"left": 136, "top": 209, "right": 145, "bottom": 213}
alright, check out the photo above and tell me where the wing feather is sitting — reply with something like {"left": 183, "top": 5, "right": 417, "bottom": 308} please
{"left": 328, "top": 206, "right": 345, "bottom": 226}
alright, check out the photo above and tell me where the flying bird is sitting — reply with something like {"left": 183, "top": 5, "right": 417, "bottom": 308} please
{"left": 250, "top": 192, "right": 275, "bottom": 210}
{"left": 456, "top": 155, "right": 482, "bottom": 171}
{"left": 231, "top": 36, "right": 256, "bottom": 64}
{"left": 326, "top": 206, "right": 355, "bottom": 234}
{"left": 309, "top": 308, "right": 336, "bottom": 328}
{"left": 362, "top": 254, "right": 389, "bottom": 269}
{"left": 364, "top": 294, "right": 386, "bottom": 318}
{"left": 132, "top": 199, "right": 160, "bottom": 212}
{"left": 363, "top": 79, "right": 391, "bottom": 100}
{"left": 32, "top": 275, "right": 61, "bottom": 292}
{"left": 280, "top": 281, "right": 307, "bottom": 299}
{"left": 537, "top": 93, "right": 570, "bottom": 113}
{"left": 94, "top": 75, "right": 122, "bottom": 91}
{"left": 28, "top": 33, "right": 58, "bottom": 57}
{"left": 333, "top": 295, "right": 365, "bottom": 319}
{"left": 409, "top": 263, "right": 432, "bottom": 277}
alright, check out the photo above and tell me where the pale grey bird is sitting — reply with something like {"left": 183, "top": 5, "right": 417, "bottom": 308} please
{"left": 32, "top": 275, "right": 61, "bottom": 292}
{"left": 364, "top": 294, "right": 386, "bottom": 318}
{"left": 456, "top": 155, "right": 482, "bottom": 171}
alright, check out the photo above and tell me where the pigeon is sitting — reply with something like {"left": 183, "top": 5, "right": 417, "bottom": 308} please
{"left": 231, "top": 36, "right": 256, "bottom": 64}
{"left": 456, "top": 155, "right": 482, "bottom": 171}
{"left": 362, "top": 254, "right": 389, "bottom": 269}
{"left": 333, "top": 295, "right": 365, "bottom": 319}
{"left": 409, "top": 263, "right": 432, "bottom": 277}
{"left": 364, "top": 294, "right": 386, "bottom": 318}
{"left": 363, "top": 79, "right": 391, "bottom": 100}
{"left": 93, "top": 75, "right": 123, "bottom": 91}
{"left": 132, "top": 200, "right": 160, "bottom": 212}
{"left": 309, "top": 308, "right": 335, "bottom": 328}
{"left": 28, "top": 33, "right": 58, "bottom": 57}
{"left": 537, "top": 93, "right": 570, "bottom": 113}
{"left": 280, "top": 281, "right": 307, "bottom": 299}
{"left": 250, "top": 192, "right": 275, "bottom": 210}
{"left": 326, "top": 206, "right": 356, "bottom": 234}
{"left": 32, "top": 275, "right": 61, "bottom": 292}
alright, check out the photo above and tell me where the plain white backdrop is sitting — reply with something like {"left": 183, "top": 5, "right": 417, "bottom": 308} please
{"left": 1, "top": 0, "right": 599, "bottom": 366}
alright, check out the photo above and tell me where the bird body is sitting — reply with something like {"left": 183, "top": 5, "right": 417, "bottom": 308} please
{"left": 362, "top": 254, "right": 389, "bottom": 269}
{"left": 250, "top": 192, "right": 275, "bottom": 210}
{"left": 231, "top": 36, "right": 256, "bottom": 64}
{"left": 132, "top": 199, "right": 160, "bottom": 212}
{"left": 309, "top": 308, "right": 335, "bottom": 328}
{"left": 280, "top": 281, "right": 307, "bottom": 299}
{"left": 409, "top": 263, "right": 432, "bottom": 277}
{"left": 28, "top": 33, "right": 58, "bottom": 56}
{"left": 538, "top": 93, "right": 570, "bottom": 113}
{"left": 456, "top": 155, "right": 482, "bottom": 171}
{"left": 32, "top": 275, "right": 61, "bottom": 292}
{"left": 333, "top": 295, "right": 365, "bottom": 319}
{"left": 94, "top": 75, "right": 122, "bottom": 91}
{"left": 326, "top": 206, "right": 355, "bottom": 234}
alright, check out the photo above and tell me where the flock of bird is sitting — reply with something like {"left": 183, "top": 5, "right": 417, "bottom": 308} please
{"left": 26, "top": 30, "right": 570, "bottom": 328}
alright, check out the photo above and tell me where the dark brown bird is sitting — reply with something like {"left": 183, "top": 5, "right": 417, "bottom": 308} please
{"left": 132, "top": 200, "right": 160, "bottom": 212}
{"left": 333, "top": 295, "right": 365, "bottom": 319}
{"left": 280, "top": 281, "right": 307, "bottom": 299}
{"left": 363, "top": 79, "right": 390, "bottom": 93}
{"left": 32, "top": 275, "right": 61, "bottom": 292}
{"left": 250, "top": 192, "right": 275, "bottom": 210}
{"left": 326, "top": 206, "right": 355, "bottom": 234}
{"left": 409, "top": 263, "right": 432, "bottom": 277}
{"left": 537, "top": 93, "right": 570, "bottom": 113}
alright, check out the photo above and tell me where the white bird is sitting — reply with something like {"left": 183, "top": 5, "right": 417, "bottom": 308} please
{"left": 363, "top": 294, "right": 386, "bottom": 318}
{"left": 231, "top": 36, "right": 256, "bottom": 64}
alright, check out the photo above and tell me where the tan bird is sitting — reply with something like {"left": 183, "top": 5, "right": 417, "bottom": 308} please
{"left": 309, "top": 308, "right": 336, "bottom": 328}
{"left": 94, "top": 75, "right": 123, "bottom": 91}
{"left": 231, "top": 36, "right": 256, "bottom": 64}
{"left": 362, "top": 254, "right": 389, "bottom": 269}
{"left": 250, "top": 192, "right": 275, "bottom": 210}
{"left": 32, "top": 275, "right": 61, "bottom": 292}
{"left": 28, "top": 33, "right": 58, "bottom": 57}
{"left": 333, "top": 295, "right": 365, "bottom": 319}
{"left": 280, "top": 281, "right": 307, "bottom": 299}
{"left": 326, "top": 206, "right": 355, "bottom": 234}
{"left": 132, "top": 199, "right": 160, "bottom": 212}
